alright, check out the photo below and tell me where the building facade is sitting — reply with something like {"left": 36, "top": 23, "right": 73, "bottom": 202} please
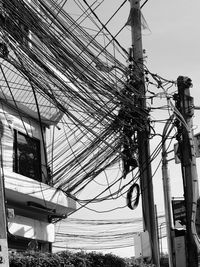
{"left": 0, "top": 0, "right": 76, "bottom": 252}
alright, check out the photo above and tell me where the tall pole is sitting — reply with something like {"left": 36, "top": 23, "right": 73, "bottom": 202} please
{"left": 162, "top": 119, "right": 175, "bottom": 267}
{"left": 159, "top": 222, "right": 166, "bottom": 256}
{"left": 175, "top": 76, "right": 199, "bottom": 267}
{"left": 0, "top": 121, "right": 9, "bottom": 266}
{"left": 129, "top": 1, "right": 160, "bottom": 265}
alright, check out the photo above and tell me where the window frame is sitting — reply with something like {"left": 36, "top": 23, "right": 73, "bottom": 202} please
{"left": 13, "top": 129, "right": 42, "bottom": 182}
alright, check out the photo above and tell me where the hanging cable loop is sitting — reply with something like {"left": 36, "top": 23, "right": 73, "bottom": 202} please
{"left": 126, "top": 183, "right": 140, "bottom": 210}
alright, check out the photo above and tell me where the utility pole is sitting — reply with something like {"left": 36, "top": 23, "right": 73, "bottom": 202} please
{"left": 175, "top": 76, "right": 199, "bottom": 267}
{"left": 0, "top": 171, "right": 9, "bottom": 267}
{"left": 0, "top": 121, "right": 9, "bottom": 266}
{"left": 129, "top": 1, "right": 160, "bottom": 266}
{"left": 162, "top": 118, "right": 175, "bottom": 267}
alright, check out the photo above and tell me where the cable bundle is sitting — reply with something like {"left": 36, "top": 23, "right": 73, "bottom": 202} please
{"left": 0, "top": 0, "right": 177, "bottom": 207}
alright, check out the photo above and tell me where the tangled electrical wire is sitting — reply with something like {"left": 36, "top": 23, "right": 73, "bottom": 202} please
{"left": 0, "top": 0, "right": 177, "bottom": 207}
{"left": 54, "top": 214, "right": 166, "bottom": 250}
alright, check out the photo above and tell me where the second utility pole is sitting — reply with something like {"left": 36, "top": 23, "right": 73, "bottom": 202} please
{"left": 129, "top": 1, "right": 160, "bottom": 266}
{"left": 175, "top": 76, "right": 199, "bottom": 267}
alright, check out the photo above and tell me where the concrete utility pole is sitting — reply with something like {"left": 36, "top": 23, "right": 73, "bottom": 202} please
{"left": 0, "top": 172, "right": 9, "bottom": 266}
{"left": 0, "top": 121, "right": 9, "bottom": 266}
{"left": 129, "top": 1, "right": 160, "bottom": 266}
{"left": 162, "top": 118, "right": 175, "bottom": 267}
{"left": 175, "top": 76, "right": 199, "bottom": 267}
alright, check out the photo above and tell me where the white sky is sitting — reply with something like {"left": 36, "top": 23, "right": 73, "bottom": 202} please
{"left": 61, "top": 0, "right": 200, "bottom": 258}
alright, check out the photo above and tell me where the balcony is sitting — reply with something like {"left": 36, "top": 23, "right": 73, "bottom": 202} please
{"left": 4, "top": 170, "right": 76, "bottom": 218}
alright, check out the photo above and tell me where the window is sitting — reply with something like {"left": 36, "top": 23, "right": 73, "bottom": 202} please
{"left": 13, "top": 130, "right": 42, "bottom": 181}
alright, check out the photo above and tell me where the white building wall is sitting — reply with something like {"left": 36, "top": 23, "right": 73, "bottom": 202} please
{"left": 8, "top": 215, "right": 55, "bottom": 242}
{"left": 0, "top": 102, "right": 76, "bottom": 244}
{"left": 0, "top": 102, "right": 47, "bottom": 182}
